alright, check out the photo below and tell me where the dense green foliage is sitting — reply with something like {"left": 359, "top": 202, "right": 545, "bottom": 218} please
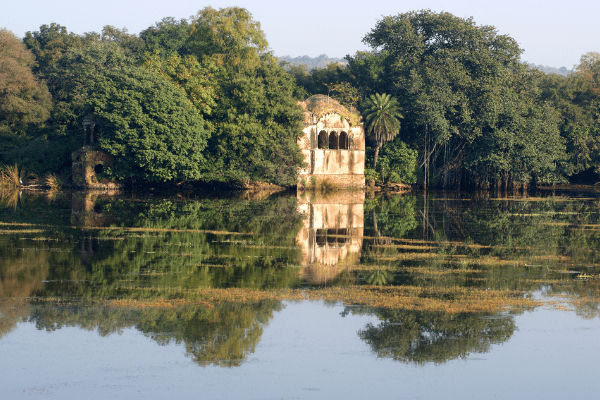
{"left": 294, "top": 10, "right": 600, "bottom": 187}
{"left": 1, "top": 8, "right": 599, "bottom": 188}
{"left": 0, "top": 30, "right": 51, "bottom": 136}
{"left": 371, "top": 138, "right": 418, "bottom": 184}
{"left": 2, "top": 191, "right": 600, "bottom": 364}
{"left": 0, "top": 8, "right": 303, "bottom": 187}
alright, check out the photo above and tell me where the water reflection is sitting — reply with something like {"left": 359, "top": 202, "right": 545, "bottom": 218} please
{"left": 0, "top": 190, "right": 600, "bottom": 368}
{"left": 297, "top": 191, "right": 364, "bottom": 284}
{"left": 344, "top": 307, "right": 515, "bottom": 364}
{"left": 27, "top": 300, "right": 281, "bottom": 367}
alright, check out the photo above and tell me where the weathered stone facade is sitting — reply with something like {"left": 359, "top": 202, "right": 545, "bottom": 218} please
{"left": 297, "top": 95, "right": 365, "bottom": 190}
{"left": 296, "top": 191, "right": 364, "bottom": 285}
{"left": 71, "top": 146, "right": 119, "bottom": 190}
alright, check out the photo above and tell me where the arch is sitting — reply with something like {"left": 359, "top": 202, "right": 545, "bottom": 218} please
{"left": 326, "top": 229, "right": 337, "bottom": 245}
{"left": 336, "top": 228, "right": 349, "bottom": 245}
{"left": 339, "top": 131, "right": 349, "bottom": 149}
{"left": 94, "top": 164, "right": 104, "bottom": 175}
{"left": 318, "top": 130, "right": 328, "bottom": 149}
{"left": 316, "top": 229, "right": 327, "bottom": 247}
{"left": 328, "top": 131, "right": 339, "bottom": 150}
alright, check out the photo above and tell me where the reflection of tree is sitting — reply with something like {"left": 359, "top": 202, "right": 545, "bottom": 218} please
{"left": 0, "top": 250, "right": 49, "bottom": 338}
{"left": 28, "top": 300, "right": 282, "bottom": 367}
{"left": 364, "top": 195, "right": 418, "bottom": 239}
{"left": 347, "top": 307, "right": 515, "bottom": 364}
{"left": 37, "top": 195, "right": 305, "bottom": 301}
{"left": 1, "top": 193, "right": 302, "bottom": 361}
{"left": 361, "top": 195, "right": 600, "bottom": 314}
{"left": 366, "top": 270, "right": 391, "bottom": 286}
{"left": 362, "top": 195, "right": 418, "bottom": 275}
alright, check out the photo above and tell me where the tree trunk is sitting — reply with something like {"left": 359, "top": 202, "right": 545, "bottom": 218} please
{"left": 373, "top": 144, "right": 380, "bottom": 169}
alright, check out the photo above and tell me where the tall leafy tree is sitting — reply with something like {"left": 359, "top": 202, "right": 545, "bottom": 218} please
{"left": 576, "top": 52, "right": 600, "bottom": 96}
{"left": 364, "top": 93, "right": 402, "bottom": 168}
{"left": 347, "top": 10, "right": 565, "bottom": 189}
{"left": 0, "top": 29, "right": 52, "bottom": 136}
{"left": 142, "top": 52, "right": 218, "bottom": 116}
{"left": 183, "top": 7, "right": 303, "bottom": 186}
{"left": 185, "top": 7, "right": 267, "bottom": 69}
{"left": 89, "top": 63, "right": 210, "bottom": 183}
{"left": 139, "top": 17, "right": 191, "bottom": 55}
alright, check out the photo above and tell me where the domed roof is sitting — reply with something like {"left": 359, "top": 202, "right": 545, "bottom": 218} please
{"left": 300, "top": 95, "right": 361, "bottom": 125}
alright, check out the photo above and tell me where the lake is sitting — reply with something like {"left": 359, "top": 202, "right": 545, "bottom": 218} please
{"left": 1, "top": 189, "right": 599, "bottom": 399}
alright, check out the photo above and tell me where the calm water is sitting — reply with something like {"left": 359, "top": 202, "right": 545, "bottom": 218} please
{"left": 1, "top": 189, "right": 599, "bottom": 399}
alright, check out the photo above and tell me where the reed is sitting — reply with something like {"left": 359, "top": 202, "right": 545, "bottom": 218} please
{"left": 0, "top": 164, "right": 22, "bottom": 188}
{"left": 44, "top": 173, "right": 61, "bottom": 191}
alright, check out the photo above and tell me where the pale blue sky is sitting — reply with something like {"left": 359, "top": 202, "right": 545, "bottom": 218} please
{"left": 2, "top": 0, "right": 599, "bottom": 68}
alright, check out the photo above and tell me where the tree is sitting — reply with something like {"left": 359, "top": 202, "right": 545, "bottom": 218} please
{"left": 539, "top": 73, "right": 597, "bottom": 177}
{"left": 576, "top": 52, "right": 600, "bottom": 96}
{"left": 183, "top": 7, "right": 304, "bottom": 186}
{"left": 142, "top": 52, "right": 218, "bottom": 116}
{"left": 21, "top": 29, "right": 211, "bottom": 183}
{"left": 139, "top": 17, "right": 191, "bottom": 55}
{"left": 100, "top": 25, "right": 145, "bottom": 59}
{"left": 326, "top": 82, "right": 360, "bottom": 108}
{"left": 364, "top": 93, "right": 402, "bottom": 168}
{"left": 347, "top": 10, "right": 566, "bottom": 189}
{"left": 89, "top": 63, "right": 210, "bottom": 183}
{"left": 185, "top": 7, "right": 267, "bottom": 69}
{"left": 23, "top": 23, "right": 84, "bottom": 78}
{"left": 201, "top": 54, "right": 304, "bottom": 186}
{"left": 0, "top": 29, "right": 51, "bottom": 135}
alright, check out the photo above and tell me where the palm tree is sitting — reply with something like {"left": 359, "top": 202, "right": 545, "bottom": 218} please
{"left": 364, "top": 93, "right": 403, "bottom": 168}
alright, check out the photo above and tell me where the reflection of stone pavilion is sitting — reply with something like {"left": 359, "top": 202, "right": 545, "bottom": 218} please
{"left": 296, "top": 191, "right": 364, "bottom": 284}
{"left": 71, "top": 192, "right": 116, "bottom": 266}
{"left": 297, "top": 95, "right": 365, "bottom": 189}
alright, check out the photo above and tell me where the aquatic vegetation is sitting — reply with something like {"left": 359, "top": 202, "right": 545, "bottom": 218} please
{"left": 1, "top": 190, "right": 600, "bottom": 367}
{"left": 0, "top": 164, "right": 22, "bottom": 188}
{"left": 43, "top": 173, "right": 61, "bottom": 190}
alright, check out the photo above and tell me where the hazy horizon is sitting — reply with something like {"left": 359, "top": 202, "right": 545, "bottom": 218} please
{"left": 3, "top": 0, "right": 599, "bottom": 69}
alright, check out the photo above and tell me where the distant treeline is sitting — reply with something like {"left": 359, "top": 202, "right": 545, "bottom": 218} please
{"left": 278, "top": 54, "right": 347, "bottom": 70}
{"left": 528, "top": 64, "right": 571, "bottom": 77}
{"left": 0, "top": 8, "right": 599, "bottom": 189}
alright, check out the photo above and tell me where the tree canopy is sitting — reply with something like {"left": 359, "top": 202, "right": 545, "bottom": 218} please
{"left": 0, "top": 29, "right": 51, "bottom": 136}
{"left": 292, "top": 10, "right": 587, "bottom": 188}
{"left": 2, "top": 8, "right": 600, "bottom": 188}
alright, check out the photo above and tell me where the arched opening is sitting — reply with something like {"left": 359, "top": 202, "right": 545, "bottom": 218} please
{"left": 339, "top": 131, "right": 349, "bottom": 150}
{"left": 329, "top": 131, "right": 339, "bottom": 149}
{"left": 318, "top": 130, "right": 328, "bottom": 149}
{"left": 316, "top": 229, "right": 327, "bottom": 247}
{"left": 336, "top": 228, "right": 349, "bottom": 246}
{"left": 94, "top": 164, "right": 104, "bottom": 175}
{"left": 327, "top": 228, "right": 337, "bottom": 245}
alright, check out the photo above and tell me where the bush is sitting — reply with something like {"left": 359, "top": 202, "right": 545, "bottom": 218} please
{"left": 374, "top": 139, "right": 418, "bottom": 184}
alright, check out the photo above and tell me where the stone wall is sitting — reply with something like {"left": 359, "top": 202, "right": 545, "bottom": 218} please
{"left": 297, "top": 97, "right": 366, "bottom": 190}
{"left": 71, "top": 147, "right": 119, "bottom": 190}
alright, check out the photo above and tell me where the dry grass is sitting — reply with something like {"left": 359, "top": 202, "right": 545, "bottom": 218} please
{"left": 0, "top": 222, "right": 37, "bottom": 227}
{"left": 44, "top": 173, "right": 61, "bottom": 191}
{"left": 107, "top": 298, "right": 213, "bottom": 309}
{"left": 0, "top": 164, "right": 22, "bottom": 188}
{"left": 0, "top": 229, "right": 45, "bottom": 234}
{"left": 78, "top": 226, "right": 253, "bottom": 235}
{"left": 104, "top": 285, "right": 540, "bottom": 314}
